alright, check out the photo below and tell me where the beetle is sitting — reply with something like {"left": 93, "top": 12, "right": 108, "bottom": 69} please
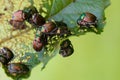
{"left": 30, "top": 13, "right": 45, "bottom": 26}
{"left": 33, "top": 30, "right": 48, "bottom": 51}
{"left": 59, "top": 39, "right": 74, "bottom": 57}
{"left": 9, "top": 10, "right": 27, "bottom": 30}
{"left": 0, "top": 47, "right": 14, "bottom": 64}
{"left": 35, "top": 21, "right": 57, "bottom": 38}
{"left": 33, "top": 37, "right": 44, "bottom": 51}
{"left": 23, "top": 6, "right": 45, "bottom": 27}
{"left": 42, "top": 21, "right": 57, "bottom": 33}
{"left": 77, "top": 12, "right": 97, "bottom": 28}
{"left": 6, "top": 63, "right": 30, "bottom": 77}
{"left": 9, "top": 20, "right": 27, "bottom": 30}
{"left": 23, "top": 6, "right": 38, "bottom": 21}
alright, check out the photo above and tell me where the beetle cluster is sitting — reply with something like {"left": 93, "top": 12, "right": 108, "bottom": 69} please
{"left": 9, "top": 6, "right": 74, "bottom": 57}
{"left": 33, "top": 21, "right": 72, "bottom": 52}
{"left": 0, "top": 47, "right": 30, "bottom": 79}
{"left": 9, "top": 6, "right": 45, "bottom": 30}
{"left": 6, "top": 5, "right": 99, "bottom": 79}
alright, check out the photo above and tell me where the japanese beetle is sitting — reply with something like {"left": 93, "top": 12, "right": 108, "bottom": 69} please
{"left": 9, "top": 20, "right": 27, "bottom": 30}
{"left": 33, "top": 37, "right": 43, "bottom": 51}
{"left": 0, "top": 47, "right": 14, "bottom": 64}
{"left": 42, "top": 21, "right": 57, "bottom": 33}
{"left": 23, "top": 6, "right": 38, "bottom": 21}
{"left": 23, "top": 6, "right": 45, "bottom": 26}
{"left": 30, "top": 13, "right": 45, "bottom": 26}
{"left": 9, "top": 10, "right": 27, "bottom": 30}
{"left": 33, "top": 32, "right": 48, "bottom": 52}
{"left": 77, "top": 12, "right": 97, "bottom": 28}
{"left": 6, "top": 63, "right": 30, "bottom": 77}
{"left": 59, "top": 39, "right": 74, "bottom": 57}
{"left": 11, "top": 10, "right": 25, "bottom": 22}
{"left": 35, "top": 21, "right": 57, "bottom": 37}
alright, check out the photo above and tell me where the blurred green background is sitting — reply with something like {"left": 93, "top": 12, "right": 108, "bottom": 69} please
{"left": 1, "top": 0, "right": 120, "bottom": 80}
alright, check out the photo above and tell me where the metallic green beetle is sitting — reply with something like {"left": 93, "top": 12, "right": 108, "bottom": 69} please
{"left": 77, "top": 12, "right": 98, "bottom": 28}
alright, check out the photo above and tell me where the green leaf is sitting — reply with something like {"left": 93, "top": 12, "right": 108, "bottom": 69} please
{"left": 0, "top": 0, "right": 110, "bottom": 79}
{"left": 42, "top": 0, "right": 110, "bottom": 29}
{"left": 41, "top": 0, "right": 73, "bottom": 18}
{"left": 103, "top": 0, "right": 111, "bottom": 8}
